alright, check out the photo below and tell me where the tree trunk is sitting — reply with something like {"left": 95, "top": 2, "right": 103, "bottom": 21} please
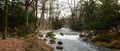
{"left": 25, "top": 0, "right": 29, "bottom": 34}
{"left": 115, "top": 26, "right": 119, "bottom": 32}
{"left": 3, "top": 0, "right": 9, "bottom": 39}
{"left": 49, "top": 1, "right": 53, "bottom": 30}
{"left": 34, "top": 0, "right": 38, "bottom": 31}
{"left": 40, "top": 2, "right": 45, "bottom": 30}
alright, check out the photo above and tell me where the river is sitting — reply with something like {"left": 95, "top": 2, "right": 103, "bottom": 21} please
{"left": 38, "top": 28, "right": 110, "bottom": 51}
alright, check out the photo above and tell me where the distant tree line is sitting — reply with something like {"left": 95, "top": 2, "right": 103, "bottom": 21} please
{"left": 0, "top": 0, "right": 63, "bottom": 39}
{"left": 0, "top": 0, "right": 37, "bottom": 39}
{"left": 68, "top": 0, "right": 120, "bottom": 34}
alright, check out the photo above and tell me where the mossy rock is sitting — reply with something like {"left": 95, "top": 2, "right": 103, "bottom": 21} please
{"left": 45, "top": 32, "right": 55, "bottom": 38}
{"left": 44, "top": 38, "right": 47, "bottom": 41}
{"left": 38, "top": 34, "right": 43, "bottom": 37}
{"left": 50, "top": 39, "right": 56, "bottom": 44}
{"left": 52, "top": 37, "right": 56, "bottom": 40}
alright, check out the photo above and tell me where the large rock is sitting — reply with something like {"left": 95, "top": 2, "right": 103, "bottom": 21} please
{"left": 38, "top": 34, "right": 43, "bottom": 37}
{"left": 57, "top": 41, "right": 63, "bottom": 45}
{"left": 45, "top": 32, "right": 55, "bottom": 38}
{"left": 83, "top": 37, "right": 88, "bottom": 41}
{"left": 56, "top": 45, "right": 63, "bottom": 49}
{"left": 60, "top": 32, "right": 64, "bottom": 36}
{"left": 43, "top": 38, "right": 47, "bottom": 41}
{"left": 50, "top": 39, "right": 56, "bottom": 44}
{"left": 79, "top": 33, "right": 85, "bottom": 38}
{"left": 79, "top": 34, "right": 85, "bottom": 38}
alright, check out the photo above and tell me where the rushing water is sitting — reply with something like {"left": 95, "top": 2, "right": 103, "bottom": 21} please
{"left": 52, "top": 28, "right": 110, "bottom": 51}
{"left": 38, "top": 28, "right": 110, "bottom": 51}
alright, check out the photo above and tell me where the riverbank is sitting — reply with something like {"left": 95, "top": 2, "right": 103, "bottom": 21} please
{"left": 0, "top": 34, "right": 53, "bottom": 51}
{"left": 93, "top": 41, "right": 120, "bottom": 51}
{"left": 90, "top": 33, "right": 120, "bottom": 51}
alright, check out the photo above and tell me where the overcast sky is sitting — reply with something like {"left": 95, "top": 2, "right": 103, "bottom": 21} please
{"left": 59, "top": 0, "right": 70, "bottom": 17}
{"left": 59, "top": 0, "right": 79, "bottom": 17}
{"left": 37, "top": 0, "right": 79, "bottom": 18}
{"left": 37, "top": 0, "right": 72, "bottom": 18}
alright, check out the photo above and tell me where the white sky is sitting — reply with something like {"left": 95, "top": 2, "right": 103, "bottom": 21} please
{"left": 59, "top": 0, "right": 70, "bottom": 17}
{"left": 37, "top": 0, "right": 81, "bottom": 18}
{"left": 37, "top": 0, "right": 73, "bottom": 18}
{"left": 55, "top": 0, "right": 120, "bottom": 17}
{"left": 59, "top": 0, "right": 79, "bottom": 17}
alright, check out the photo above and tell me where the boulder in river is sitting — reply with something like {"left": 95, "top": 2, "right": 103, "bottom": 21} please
{"left": 56, "top": 45, "right": 63, "bottom": 49}
{"left": 57, "top": 41, "right": 63, "bottom": 45}
{"left": 45, "top": 32, "right": 56, "bottom": 38}
{"left": 50, "top": 39, "right": 56, "bottom": 44}
{"left": 38, "top": 34, "right": 43, "bottom": 37}
{"left": 44, "top": 38, "right": 47, "bottom": 41}
{"left": 83, "top": 37, "right": 88, "bottom": 41}
{"left": 79, "top": 33, "right": 85, "bottom": 38}
{"left": 60, "top": 32, "right": 64, "bottom": 36}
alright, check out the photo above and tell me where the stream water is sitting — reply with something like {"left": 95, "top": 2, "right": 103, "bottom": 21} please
{"left": 38, "top": 28, "right": 110, "bottom": 51}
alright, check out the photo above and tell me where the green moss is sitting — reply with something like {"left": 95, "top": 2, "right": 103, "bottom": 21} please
{"left": 97, "top": 34, "right": 119, "bottom": 40}
{"left": 45, "top": 32, "right": 55, "bottom": 38}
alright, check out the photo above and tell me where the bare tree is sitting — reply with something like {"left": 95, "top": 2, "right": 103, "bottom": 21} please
{"left": 48, "top": 0, "right": 56, "bottom": 30}
{"left": 34, "top": 0, "right": 48, "bottom": 33}
{"left": 66, "top": 0, "right": 80, "bottom": 21}
{"left": 35, "top": 0, "right": 38, "bottom": 30}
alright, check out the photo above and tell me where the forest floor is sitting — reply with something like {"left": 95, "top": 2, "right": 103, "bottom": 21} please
{"left": 94, "top": 41, "right": 120, "bottom": 51}
{"left": 0, "top": 34, "right": 53, "bottom": 51}
{"left": 0, "top": 38, "right": 25, "bottom": 51}
{"left": 93, "top": 34, "right": 120, "bottom": 51}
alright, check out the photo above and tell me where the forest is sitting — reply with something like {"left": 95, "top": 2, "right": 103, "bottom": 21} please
{"left": 0, "top": 0, "right": 120, "bottom": 51}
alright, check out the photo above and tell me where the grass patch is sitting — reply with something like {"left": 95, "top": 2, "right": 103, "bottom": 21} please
{"left": 97, "top": 34, "right": 120, "bottom": 41}
{"left": 94, "top": 32, "right": 120, "bottom": 50}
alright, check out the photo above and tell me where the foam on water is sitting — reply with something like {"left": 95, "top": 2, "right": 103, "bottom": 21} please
{"left": 52, "top": 28, "right": 99, "bottom": 51}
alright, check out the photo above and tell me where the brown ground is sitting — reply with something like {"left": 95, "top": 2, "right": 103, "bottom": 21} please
{"left": 0, "top": 34, "right": 53, "bottom": 51}
{"left": 0, "top": 39, "right": 25, "bottom": 51}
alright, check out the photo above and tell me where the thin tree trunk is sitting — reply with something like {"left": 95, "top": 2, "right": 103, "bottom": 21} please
{"left": 3, "top": 0, "right": 9, "bottom": 39}
{"left": 40, "top": 2, "right": 45, "bottom": 30}
{"left": 25, "top": 0, "right": 29, "bottom": 34}
{"left": 49, "top": 1, "right": 53, "bottom": 30}
{"left": 115, "top": 26, "right": 119, "bottom": 32}
{"left": 34, "top": 0, "right": 38, "bottom": 31}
